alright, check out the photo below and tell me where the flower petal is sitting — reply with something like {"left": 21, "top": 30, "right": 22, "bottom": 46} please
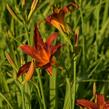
{"left": 96, "top": 94, "right": 105, "bottom": 109}
{"left": 20, "top": 45, "right": 50, "bottom": 64}
{"left": 46, "top": 32, "right": 58, "bottom": 46}
{"left": 76, "top": 99, "right": 97, "bottom": 109}
{"left": 46, "top": 17, "right": 66, "bottom": 32}
{"left": 23, "top": 60, "right": 35, "bottom": 83}
{"left": 17, "top": 62, "right": 31, "bottom": 77}
{"left": 45, "top": 65, "right": 52, "bottom": 76}
{"left": 20, "top": 45, "right": 39, "bottom": 59}
{"left": 105, "top": 102, "right": 109, "bottom": 109}
{"left": 34, "top": 25, "right": 45, "bottom": 49}
{"left": 51, "top": 44, "right": 62, "bottom": 55}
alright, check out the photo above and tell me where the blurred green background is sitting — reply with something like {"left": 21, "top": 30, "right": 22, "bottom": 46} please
{"left": 0, "top": 0, "right": 109, "bottom": 109}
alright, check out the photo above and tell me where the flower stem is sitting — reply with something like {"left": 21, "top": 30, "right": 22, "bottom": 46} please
{"left": 50, "top": 68, "right": 57, "bottom": 109}
{"left": 72, "top": 55, "right": 77, "bottom": 109}
{"left": 63, "top": 78, "right": 71, "bottom": 109}
{"left": 60, "top": 29, "right": 73, "bottom": 52}
{"left": 37, "top": 70, "right": 46, "bottom": 109}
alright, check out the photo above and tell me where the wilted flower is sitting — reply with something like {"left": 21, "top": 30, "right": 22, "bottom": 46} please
{"left": 46, "top": 2, "right": 79, "bottom": 32}
{"left": 76, "top": 94, "right": 109, "bottom": 109}
{"left": 17, "top": 25, "right": 61, "bottom": 82}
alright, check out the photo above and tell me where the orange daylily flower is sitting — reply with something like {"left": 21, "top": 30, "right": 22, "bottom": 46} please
{"left": 17, "top": 25, "right": 61, "bottom": 82}
{"left": 76, "top": 94, "right": 109, "bottom": 109}
{"left": 46, "top": 2, "right": 79, "bottom": 32}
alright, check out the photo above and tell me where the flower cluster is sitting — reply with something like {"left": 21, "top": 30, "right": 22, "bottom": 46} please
{"left": 17, "top": 2, "right": 79, "bottom": 83}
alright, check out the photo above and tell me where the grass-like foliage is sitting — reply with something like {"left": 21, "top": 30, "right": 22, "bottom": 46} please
{"left": 0, "top": 0, "right": 109, "bottom": 109}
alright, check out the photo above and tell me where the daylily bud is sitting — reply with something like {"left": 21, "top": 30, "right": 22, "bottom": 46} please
{"left": 74, "top": 27, "right": 79, "bottom": 48}
{"left": 28, "top": 0, "right": 38, "bottom": 21}
{"left": 21, "top": 0, "right": 26, "bottom": 7}
{"left": 5, "top": 52, "right": 15, "bottom": 67}
{"left": 6, "top": 4, "right": 22, "bottom": 24}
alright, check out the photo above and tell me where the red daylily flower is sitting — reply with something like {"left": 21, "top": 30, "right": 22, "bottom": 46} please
{"left": 76, "top": 94, "right": 109, "bottom": 109}
{"left": 17, "top": 25, "right": 61, "bottom": 82}
{"left": 46, "top": 2, "right": 79, "bottom": 32}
